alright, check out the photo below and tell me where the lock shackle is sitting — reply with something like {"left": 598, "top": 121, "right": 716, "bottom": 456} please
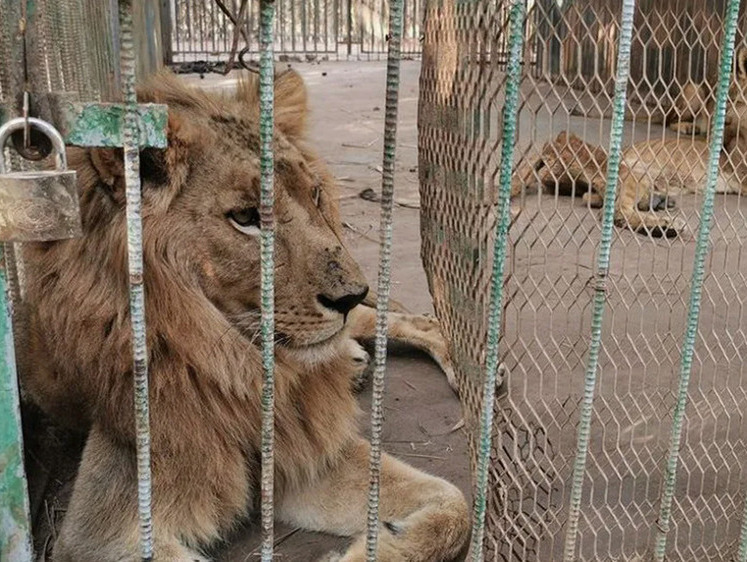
{"left": 0, "top": 117, "right": 67, "bottom": 174}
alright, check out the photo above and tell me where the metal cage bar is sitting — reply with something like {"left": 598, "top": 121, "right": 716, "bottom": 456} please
{"left": 469, "top": 0, "right": 527, "bottom": 559}
{"left": 739, "top": 492, "right": 747, "bottom": 562}
{"left": 0, "top": 244, "right": 33, "bottom": 562}
{"left": 258, "top": 0, "right": 277, "bottom": 560}
{"left": 561, "top": 0, "right": 637, "bottom": 559}
{"left": 364, "top": 0, "right": 405, "bottom": 557}
{"left": 0, "top": 0, "right": 33, "bottom": 558}
{"left": 652, "top": 0, "right": 741, "bottom": 558}
{"left": 118, "top": 0, "right": 154, "bottom": 558}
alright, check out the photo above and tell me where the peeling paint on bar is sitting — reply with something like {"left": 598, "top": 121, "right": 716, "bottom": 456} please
{"left": 59, "top": 102, "right": 167, "bottom": 148}
{"left": 0, "top": 101, "right": 167, "bottom": 149}
{"left": 117, "top": 1, "right": 154, "bottom": 559}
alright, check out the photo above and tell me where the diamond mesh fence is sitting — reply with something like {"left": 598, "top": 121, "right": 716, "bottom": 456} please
{"left": 419, "top": 0, "right": 747, "bottom": 560}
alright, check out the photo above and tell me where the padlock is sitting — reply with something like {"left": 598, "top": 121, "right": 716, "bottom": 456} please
{"left": 0, "top": 117, "right": 81, "bottom": 242}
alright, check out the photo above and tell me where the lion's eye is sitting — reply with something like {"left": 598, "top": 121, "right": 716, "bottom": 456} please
{"left": 228, "top": 207, "right": 260, "bottom": 235}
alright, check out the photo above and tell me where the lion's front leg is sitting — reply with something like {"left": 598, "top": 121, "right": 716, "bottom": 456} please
{"left": 277, "top": 438, "right": 470, "bottom": 562}
{"left": 346, "top": 305, "right": 457, "bottom": 392}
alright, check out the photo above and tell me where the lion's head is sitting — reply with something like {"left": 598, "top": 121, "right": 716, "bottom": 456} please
{"left": 86, "top": 70, "right": 368, "bottom": 350}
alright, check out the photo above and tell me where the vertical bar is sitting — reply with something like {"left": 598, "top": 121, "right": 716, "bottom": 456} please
{"left": 118, "top": 1, "right": 153, "bottom": 560}
{"left": 258, "top": 1, "right": 276, "bottom": 561}
{"left": 109, "top": 0, "right": 122, "bottom": 98}
{"left": 301, "top": 0, "right": 307, "bottom": 53}
{"left": 652, "top": 0, "right": 741, "bottom": 559}
{"left": 738, "top": 492, "right": 747, "bottom": 562}
{"left": 247, "top": 0, "right": 255, "bottom": 57}
{"left": 347, "top": 0, "right": 352, "bottom": 56}
{"left": 561, "top": 1, "right": 636, "bottom": 559}
{"left": 314, "top": 0, "right": 319, "bottom": 52}
{"left": 0, "top": 245, "right": 33, "bottom": 562}
{"left": 290, "top": 0, "right": 296, "bottom": 53}
{"left": 279, "top": 0, "right": 286, "bottom": 55}
{"left": 468, "top": 0, "right": 526, "bottom": 559}
{"left": 159, "top": 0, "right": 172, "bottom": 65}
{"left": 364, "top": 0, "right": 404, "bottom": 558}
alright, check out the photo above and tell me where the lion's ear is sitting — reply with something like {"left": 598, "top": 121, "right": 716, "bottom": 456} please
{"left": 237, "top": 69, "right": 309, "bottom": 138}
{"left": 274, "top": 69, "right": 308, "bottom": 138}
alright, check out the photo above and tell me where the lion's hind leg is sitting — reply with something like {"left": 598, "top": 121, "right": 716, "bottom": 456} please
{"left": 277, "top": 438, "right": 470, "bottom": 562}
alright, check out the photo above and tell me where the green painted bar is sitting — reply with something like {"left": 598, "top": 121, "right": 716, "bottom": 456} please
{"left": 469, "top": 0, "right": 526, "bottom": 558}
{"left": 562, "top": 1, "right": 637, "bottom": 559}
{"left": 58, "top": 102, "right": 168, "bottom": 148}
{"left": 258, "top": 1, "right": 277, "bottom": 560}
{"left": 0, "top": 244, "right": 33, "bottom": 562}
{"left": 652, "top": 0, "right": 741, "bottom": 558}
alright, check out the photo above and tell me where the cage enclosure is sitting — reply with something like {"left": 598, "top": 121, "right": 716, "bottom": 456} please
{"left": 418, "top": 0, "right": 747, "bottom": 560}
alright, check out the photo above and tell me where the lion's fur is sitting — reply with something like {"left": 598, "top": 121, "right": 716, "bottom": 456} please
{"left": 19, "top": 70, "right": 468, "bottom": 560}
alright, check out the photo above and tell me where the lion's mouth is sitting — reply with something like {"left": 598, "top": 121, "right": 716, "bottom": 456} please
{"left": 230, "top": 311, "right": 345, "bottom": 349}
{"left": 275, "top": 329, "right": 344, "bottom": 350}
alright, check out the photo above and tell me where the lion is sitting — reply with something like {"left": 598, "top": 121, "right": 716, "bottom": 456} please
{"left": 511, "top": 49, "right": 747, "bottom": 237}
{"left": 18, "top": 69, "right": 469, "bottom": 561}
{"left": 667, "top": 46, "right": 747, "bottom": 145}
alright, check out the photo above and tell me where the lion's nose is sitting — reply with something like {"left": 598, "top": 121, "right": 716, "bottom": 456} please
{"left": 317, "top": 285, "right": 369, "bottom": 316}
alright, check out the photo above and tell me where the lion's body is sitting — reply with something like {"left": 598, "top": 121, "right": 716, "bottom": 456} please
{"left": 19, "top": 70, "right": 467, "bottom": 561}
{"left": 511, "top": 49, "right": 747, "bottom": 237}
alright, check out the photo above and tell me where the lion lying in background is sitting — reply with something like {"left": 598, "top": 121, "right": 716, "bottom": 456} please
{"left": 19, "top": 70, "right": 468, "bottom": 561}
{"left": 512, "top": 129, "right": 747, "bottom": 237}
{"left": 667, "top": 46, "right": 747, "bottom": 143}
{"left": 513, "top": 48, "right": 747, "bottom": 237}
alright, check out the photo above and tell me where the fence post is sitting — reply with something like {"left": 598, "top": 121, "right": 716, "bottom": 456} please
{"left": 347, "top": 0, "right": 353, "bottom": 56}
{"left": 561, "top": 0, "right": 637, "bottom": 559}
{"left": 365, "top": 0, "right": 405, "bottom": 557}
{"left": 159, "top": 0, "right": 173, "bottom": 65}
{"left": 468, "top": 0, "right": 527, "bottom": 559}
{"left": 117, "top": 1, "right": 155, "bottom": 558}
{"left": 0, "top": 245, "right": 33, "bottom": 562}
{"left": 652, "top": 0, "right": 741, "bottom": 558}
{"left": 258, "top": 1, "right": 277, "bottom": 561}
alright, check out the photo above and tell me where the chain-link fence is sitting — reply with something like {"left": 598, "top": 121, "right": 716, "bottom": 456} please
{"left": 420, "top": 0, "right": 747, "bottom": 560}
{"left": 166, "top": 0, "right": 423, "bottom": 62}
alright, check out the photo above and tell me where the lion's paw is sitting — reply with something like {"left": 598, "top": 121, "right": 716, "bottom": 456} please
{"left": 347, "top": 339, "right": 373, "bottom": 393}
{"left": 638, "top": 192, "right": 676, "bottom": 212}
{"left": 635, "top": 214, "right": 685, "bottom": 238}
{"left": 317, "top": 551, "right": 344, "bottom": 562}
